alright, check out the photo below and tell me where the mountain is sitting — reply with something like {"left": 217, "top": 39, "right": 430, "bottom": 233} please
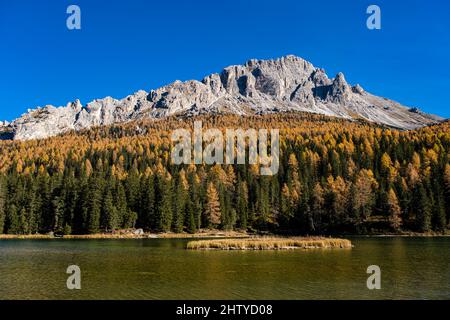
{"left": 0, "top": 55, "right": 443, "bottom": 140}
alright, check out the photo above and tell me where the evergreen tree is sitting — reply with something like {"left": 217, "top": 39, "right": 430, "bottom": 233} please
{"left": 431, "top": 189, "right": 446, "bottom": 233}
{"left": 257, "top": 177, "right": 271, "bottom": 228}
{"left": 102, "top": 187, "right": 119, "bottom": 232}
{"left": 52, "top": 195, "right": 65, "bottom": 232}
{"left": 27, "top": 183, "right": 41, "bottom": 234}
{"left": 0, "top": 113, "right": 447, "bottom": 235}
{"left": 157, "top": 176, "right": 173, "bottom": 232}
{"left": 123, "top": 209, "right": 138, "bottom": 229}
{"left": 189, "top": 173, "right": 203, "bottom": 230}
{"left": 19, "top": 207, "right": 29, "bottom": 234}
{"left": 86, "top": 176, "right": 102, "bottom": 233}
{"left": 280, "top": 183, "right": 293, "bottom": 227}
{"left": 37, "top": 175, "right": 52, "bottom": 233}
{"left": 5, "top": 204, "right": 19, "bottom": 234}
{"left": 115, "top": 181, "right": 128, "bottom": 228}
{"left": 140, "top": 175, "right": 156, "bottom": 230}
{"left": 185, "top": 198, "right": 196, "bottom": 234}
{"left": 73, "top": 176, "right": 88, "bottom": 234}
{"left": 174, "top": 171, "right": 188, "bottom": 232}
{"left": 125, "top": 170, "right": 141, "bottom": 215}
{"left": 444, "top": 164, "right": 450, "bottom": 228}
{"left": 0, "top": 177, "right": 6, "bottom": 233}
{"left": 416, "top": 184, "right": 432, "bottom": 232}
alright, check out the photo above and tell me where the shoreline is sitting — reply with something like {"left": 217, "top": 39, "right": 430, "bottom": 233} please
{"left": 0, "top": 230, "right": 448, "bottom": 240}
{"left": 0, "top": 230, "right": 251, "bottom": 240}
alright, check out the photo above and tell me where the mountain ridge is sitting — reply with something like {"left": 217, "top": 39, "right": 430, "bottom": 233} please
{"left": 0, "top": 55, "right": 443, "bottom": 140}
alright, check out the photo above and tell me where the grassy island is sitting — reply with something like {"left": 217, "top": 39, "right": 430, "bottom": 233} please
{"left": 186, "top": 237, "right": 352, "bottom": 250}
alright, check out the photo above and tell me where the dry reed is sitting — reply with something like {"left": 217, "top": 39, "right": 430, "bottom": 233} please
{"left": 186, "top": 237, "right": 352, "bottom": 250}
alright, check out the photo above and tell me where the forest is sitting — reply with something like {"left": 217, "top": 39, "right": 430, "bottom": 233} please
{"left": 0, "top": 112, "right": 449, "bottom": 235}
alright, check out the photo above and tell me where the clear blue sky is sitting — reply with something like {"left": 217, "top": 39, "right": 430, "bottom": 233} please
{"left": 1, "top": 0, "right": 449, "bottom": 121}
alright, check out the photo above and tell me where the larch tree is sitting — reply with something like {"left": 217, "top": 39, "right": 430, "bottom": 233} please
{"left": 0, "top": 113, "right": 448, "bottom": 235}
{"left": 236, "top": 180, "right": 249, "bottom": 229}
{"left": 351, "top": 169, "right": 378, "bottom": 224}
{"left": 310, "top": 182, "right": 325, "bottom": 232}
{"left": 205, "top": 182, "right": 221, "bottom": 227}
{"left": 287, "top": 153, "right": 301, "bottom": 206}
{"left": 387, "top": 188, "right": 402, "bottom": 231}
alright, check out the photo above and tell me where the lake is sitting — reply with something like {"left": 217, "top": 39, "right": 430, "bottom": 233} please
{"left": 0, "top": 237, "right": 448, "bottom": 299}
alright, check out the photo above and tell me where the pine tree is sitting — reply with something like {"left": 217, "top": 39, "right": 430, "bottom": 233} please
{"left": 102, "top": 187, "right": 119, "bottom": 232}
{"left": 174, "top": 170, "right": 188, "bottom": 232}
{"left": 189, "top": 173, "right": 203, "bottom": 230}
{"left": 444, "top": 164, "right": 450, "bottom": 227}
{"left": 19, "top": 207, "right": 29, "bottom": 234}
{"left": 116, "top": 181, "right": 128, "bottom": 228}
{"left": 280, "top": 183, "right": 293, "bottom": 226}
{"left": 61, "top": 175, "right": 77, "bottom": 234}
{"left": 185, "top": 198, "right": 196, "bottom": 234}
{"left": 140, "top": 175, "right": 156, "bottom": 230}
{"left": 431, "top": 187, "right": 446, "bottom": 233}
{"left": 37, "top": 175, "right": 52, "bottom": 233}
{"left": 123, "top": 209, "right": 138, "bottom": 229}
{"left": 27, "top": 182, "right": 41, "bottom": 234}
{"left": 125, "top": 170, "right": 141, "bottom": 215}
{"left": 0, "top": 177, "right": 6, "bottom": 233}
{"left": 0, "top": 113, "right": 448, "bottom": 235}
{"left": 257, "top": 177, "right": 271, "bottom": 227}
{"left": 157, "top": 176, "right": 173, "bottom": 232}
{"left": 72, "top": 176, "right": 88, "bottom": 234}
{"left": 5, "top": 204, "right": 19, "bottom": 234}
{"left": 86, "top": 176, "right": 102, "bottom": 234}
{"left": 52, "top": 195, "right": 65, "bottom": 232}
{"left": 416, "top": 184, "right": 432, "bottom": 232}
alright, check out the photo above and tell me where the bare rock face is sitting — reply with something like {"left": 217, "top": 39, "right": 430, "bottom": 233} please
{"left": 0, "top": 55, "right": 443, "bottom": 140}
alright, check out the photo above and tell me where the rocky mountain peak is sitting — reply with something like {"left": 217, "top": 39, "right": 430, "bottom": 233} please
{"left": 327, "top": 72, "right": 351, "bottom": 103}
{"left": 67, "top": 99, "right": 83, "bottom": 112}
{"left": 0, "top": 55, "right": 443, "bottom": 140}
{"left": 352, "top": 84, "right": 365, "bottom": 95}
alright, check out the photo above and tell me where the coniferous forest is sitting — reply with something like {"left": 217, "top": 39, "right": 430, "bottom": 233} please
{"left": 0, "top": 112, "right": 449, "bottom": 235}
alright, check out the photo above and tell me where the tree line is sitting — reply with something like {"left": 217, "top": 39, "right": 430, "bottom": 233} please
{"left": 0, "top": 113, "right": 449, "bottom": 234}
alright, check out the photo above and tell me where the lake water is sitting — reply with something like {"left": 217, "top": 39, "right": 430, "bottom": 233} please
{"left": 0, "top": 237, "right": 448, "bottom": 300}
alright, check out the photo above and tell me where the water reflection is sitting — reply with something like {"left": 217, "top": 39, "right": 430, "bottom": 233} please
{"left": 0, "top": 237, "right": 448, "bottom": 299}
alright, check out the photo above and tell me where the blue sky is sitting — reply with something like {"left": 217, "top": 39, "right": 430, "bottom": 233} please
{"left": 0, "top": 0, "right": 449, "bottom": 121}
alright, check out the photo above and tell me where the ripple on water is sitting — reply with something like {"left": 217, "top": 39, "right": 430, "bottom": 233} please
{"left": 0, "top": 237, "right": 449, "bottom": 300}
